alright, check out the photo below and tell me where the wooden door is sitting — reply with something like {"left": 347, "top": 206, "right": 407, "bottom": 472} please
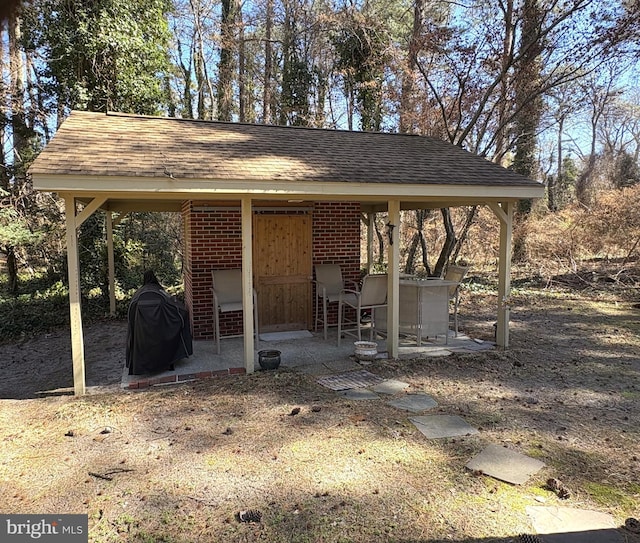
{"left": 253, "top": 213, "right": 312, "bottom": 332}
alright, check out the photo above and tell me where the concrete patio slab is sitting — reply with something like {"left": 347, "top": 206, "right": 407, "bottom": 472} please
{"left": 465, "top": 444, "right": 545, "bottom": 485}
{"left": 372, "top": 379, "right": 410, "bottom": 395}
{"left": 526, "top": 506, "right": 622, "bottom": 543}
{"left": 121, "top": 339, "right": 245, "bottom": 389}
{"left": 260, "top": 330, "right": 312, "bottom": 341}
{"left": 397, "top": 346, "right": 452, "bottom": 359}
{"left": 121, "top": 328, "right": 492, "bottom": 390}
{"left": 389, "top": 392, "right": 438, "bottom": 412}
{"left": 339, "top": 388, "right": 380, "bottom": 400}
{"left": 410, "top": 414, "right": 479, "bottom": 439}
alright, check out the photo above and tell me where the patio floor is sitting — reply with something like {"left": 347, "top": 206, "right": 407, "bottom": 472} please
{"left": 121, "top": 329, "right": 495, "bottom": 390}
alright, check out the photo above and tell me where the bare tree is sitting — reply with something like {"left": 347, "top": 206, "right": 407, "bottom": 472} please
{"left": 218, "top": 0, "right": 240, "bottom": 121}
{"left": 575, "top": 67, "right": 623, "bottom": 204}
{"left": 262, "top": 0, "right": 274, "bottom": 124}
{"left": 399, "top": 0, "right": 425, "bottom": 135}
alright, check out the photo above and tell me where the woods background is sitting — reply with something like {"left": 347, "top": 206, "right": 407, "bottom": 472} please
{"left": 1, "top": 0, "right": 639, "bottom": 338}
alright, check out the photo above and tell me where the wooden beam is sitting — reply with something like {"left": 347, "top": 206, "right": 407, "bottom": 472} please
{"left": 106, "top": 212, "right": 116, "bottom": 316}
{"left": 74, "top": 196, "right": 107, "bottom": 228}
{"left": 488, "top": 202, "right": 508, "bottom": 224}
{"left": 494, "top": 202, "right": 513, "bottom": 348}
{"left": 241, "top": 197, "right": 255, "bottom": 373}
{"left": 386, "top": 200, "right": 400, "bottom": 358}
{"left": 367, "top": 212, "right": 374, "bottom": 274}
{"left": 106, "top": 211, "right": 128, "bottom": 317}
{"left": 64, "top": 196, "right": 86, "bottom": 395}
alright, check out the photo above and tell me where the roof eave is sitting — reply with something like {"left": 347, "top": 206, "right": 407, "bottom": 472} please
{"left": 33, "top": 174, "right": 545, "bottom": 201}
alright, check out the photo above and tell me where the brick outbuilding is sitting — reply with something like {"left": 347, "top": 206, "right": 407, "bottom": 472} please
{"left": 29, "top": 111, "right": 544, "bottom": 395}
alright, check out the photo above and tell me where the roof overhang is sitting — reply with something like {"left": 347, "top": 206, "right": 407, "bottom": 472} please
{"left": 38, "top": 173, "right": 544, "bottom": 214}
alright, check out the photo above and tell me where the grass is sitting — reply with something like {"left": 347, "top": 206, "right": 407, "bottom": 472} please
{"left": 584, "top": 482, "right": 639, "bottom": 516}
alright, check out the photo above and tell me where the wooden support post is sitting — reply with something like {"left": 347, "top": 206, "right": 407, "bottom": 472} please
{"left": 386, "top": 200, "right": 400, "bottom": 358}
{"left": 490, "top": 201, "right": 513, "bottom": 348}
{"left": 106, "top": 212, "right": 116, "bottom": 316}
{"left": 241, "top": 197, "right": 255, "bottom": 373}
{"left": 64, "top": 195, "right": 86, "bottom": 396}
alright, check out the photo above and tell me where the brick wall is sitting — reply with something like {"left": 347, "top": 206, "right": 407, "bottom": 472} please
{"left": 312, "top": 202, "right": 361, "bottom": 326}
{"left": 183, "top": 201, "right": 361, "bottom": 340}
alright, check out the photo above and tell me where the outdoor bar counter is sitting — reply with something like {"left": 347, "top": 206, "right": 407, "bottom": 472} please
{"left": 379, "top": 277, "right": 457, "bottom": 345}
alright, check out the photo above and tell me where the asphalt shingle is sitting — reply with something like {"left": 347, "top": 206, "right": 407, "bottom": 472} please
{"left": 29, "top": 111, "right": 541, "bottom": 188}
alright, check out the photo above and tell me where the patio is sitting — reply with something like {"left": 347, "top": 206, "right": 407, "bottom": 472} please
{"left": 121, "top": 329, "right": 495, "bottom": 390}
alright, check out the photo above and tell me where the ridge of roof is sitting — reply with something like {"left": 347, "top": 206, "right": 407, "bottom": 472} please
{"left": 100, "top": 110, "right": 425, "bottom": 139}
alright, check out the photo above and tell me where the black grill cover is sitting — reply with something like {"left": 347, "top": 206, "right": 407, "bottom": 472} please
{"left": 126, "top": 285, "right": 193, "bottom": 375}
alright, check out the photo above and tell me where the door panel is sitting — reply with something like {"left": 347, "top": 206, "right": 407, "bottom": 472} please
{"left": 253, "top": 214, "right": 312, "bottom": 332}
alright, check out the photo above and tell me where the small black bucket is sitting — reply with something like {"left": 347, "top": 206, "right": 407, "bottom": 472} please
{"left": 258, "top": 349, "right": 281, "bottom": 370}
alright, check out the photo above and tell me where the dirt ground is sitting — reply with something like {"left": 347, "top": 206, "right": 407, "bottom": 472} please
{"left": 0, "top": 269, "right": 639, "bottom": 542}
{"left": 0, "top": 319, "right": 126, "bottom": 399}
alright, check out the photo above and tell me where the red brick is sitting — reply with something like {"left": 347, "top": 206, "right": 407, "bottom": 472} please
{"left": 183, "top": 200, "right": 361, "bottom": 339}
{"left": 152, "top": 375, "right": 178, "bottom": 385}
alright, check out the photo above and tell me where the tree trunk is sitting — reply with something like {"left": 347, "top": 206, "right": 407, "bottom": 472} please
{"left": 512, "top": 0, "right": 543, "bottom": 260}
{"left": 5, "top": 11, "right": 25, "bottom": 294}
{"left": 5, "top": 246, "right": 18, "bottom": 294}
{"left": 175, "top": 31, "right": 193, "bottom": 118}
{"left": 548, "top": 113, "right": 565, "bottom": 211}
{"left": 164, "top": 75, "right": 176, "bottom": 117}
{"left": 0, "top": 24, "right": 8, "bottom": 192}
{"left": 433, "top": 208, "right": 456, "bottom": 278}
{"left": 399, "top": 0, "right": 424, "bottom": 134}
{"left": 403, "top": 209, "right": 431, "bottom": 274}
{"left": 512, "top": 0, "right": 543, "bottom": 199}
{"left": 373, "top": 218, "right": 385, "bottom": 266}
{"left": 191, "top": 0, "right": 215, "bottom": 120}
{"left": 218, "top": 0, "right": 238, "bottom": 121}
{"left": 403, "top": 230, "right": 430, "bottom": 276}
{"left": 404, "top": 233, "right": 420, "bottom": 275}
{"left": 262, "top": 0, "right": 273, "bottom": 124}
{"left": 450, "top": 206, "right": 477, "bottom": 264}
{"left": 493, "top": 0, "right": 515, "bottom": 163}
{"left": 238, "top": 7, "right": 246, "bottom": 122}
{"left": 9, "top": 10, "right": 25, "bottom": 164}
{"left": 194, "top": 46, "right": 206, "bottom": 119}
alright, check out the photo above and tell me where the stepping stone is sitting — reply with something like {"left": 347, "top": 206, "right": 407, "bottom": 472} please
{"left": 372, "top": 379, "right": 410, "bottom": 395}
{"left": 339, "top": 388, "right": 380, "bottom": 401}
{"left": 410, "top": 414, "right": 478, "bottom": 439}
{"left": 465, "top": 444, "right": 545, "bottom": 485}
{"left": 389, "top": 392, "right": 438, "bottom": 412}
{"left": 526, "top": 505, "right": 622, "bottom": 543}
{"left": 317, "top": 369, "right": 385, "bottom": 391}
{"left": 398, "top": 348, "right": 452, "bottom": 359}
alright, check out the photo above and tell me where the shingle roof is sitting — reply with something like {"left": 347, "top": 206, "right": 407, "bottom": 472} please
{"left": 30, "top": 110, "right": 540, "bottom": 188}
